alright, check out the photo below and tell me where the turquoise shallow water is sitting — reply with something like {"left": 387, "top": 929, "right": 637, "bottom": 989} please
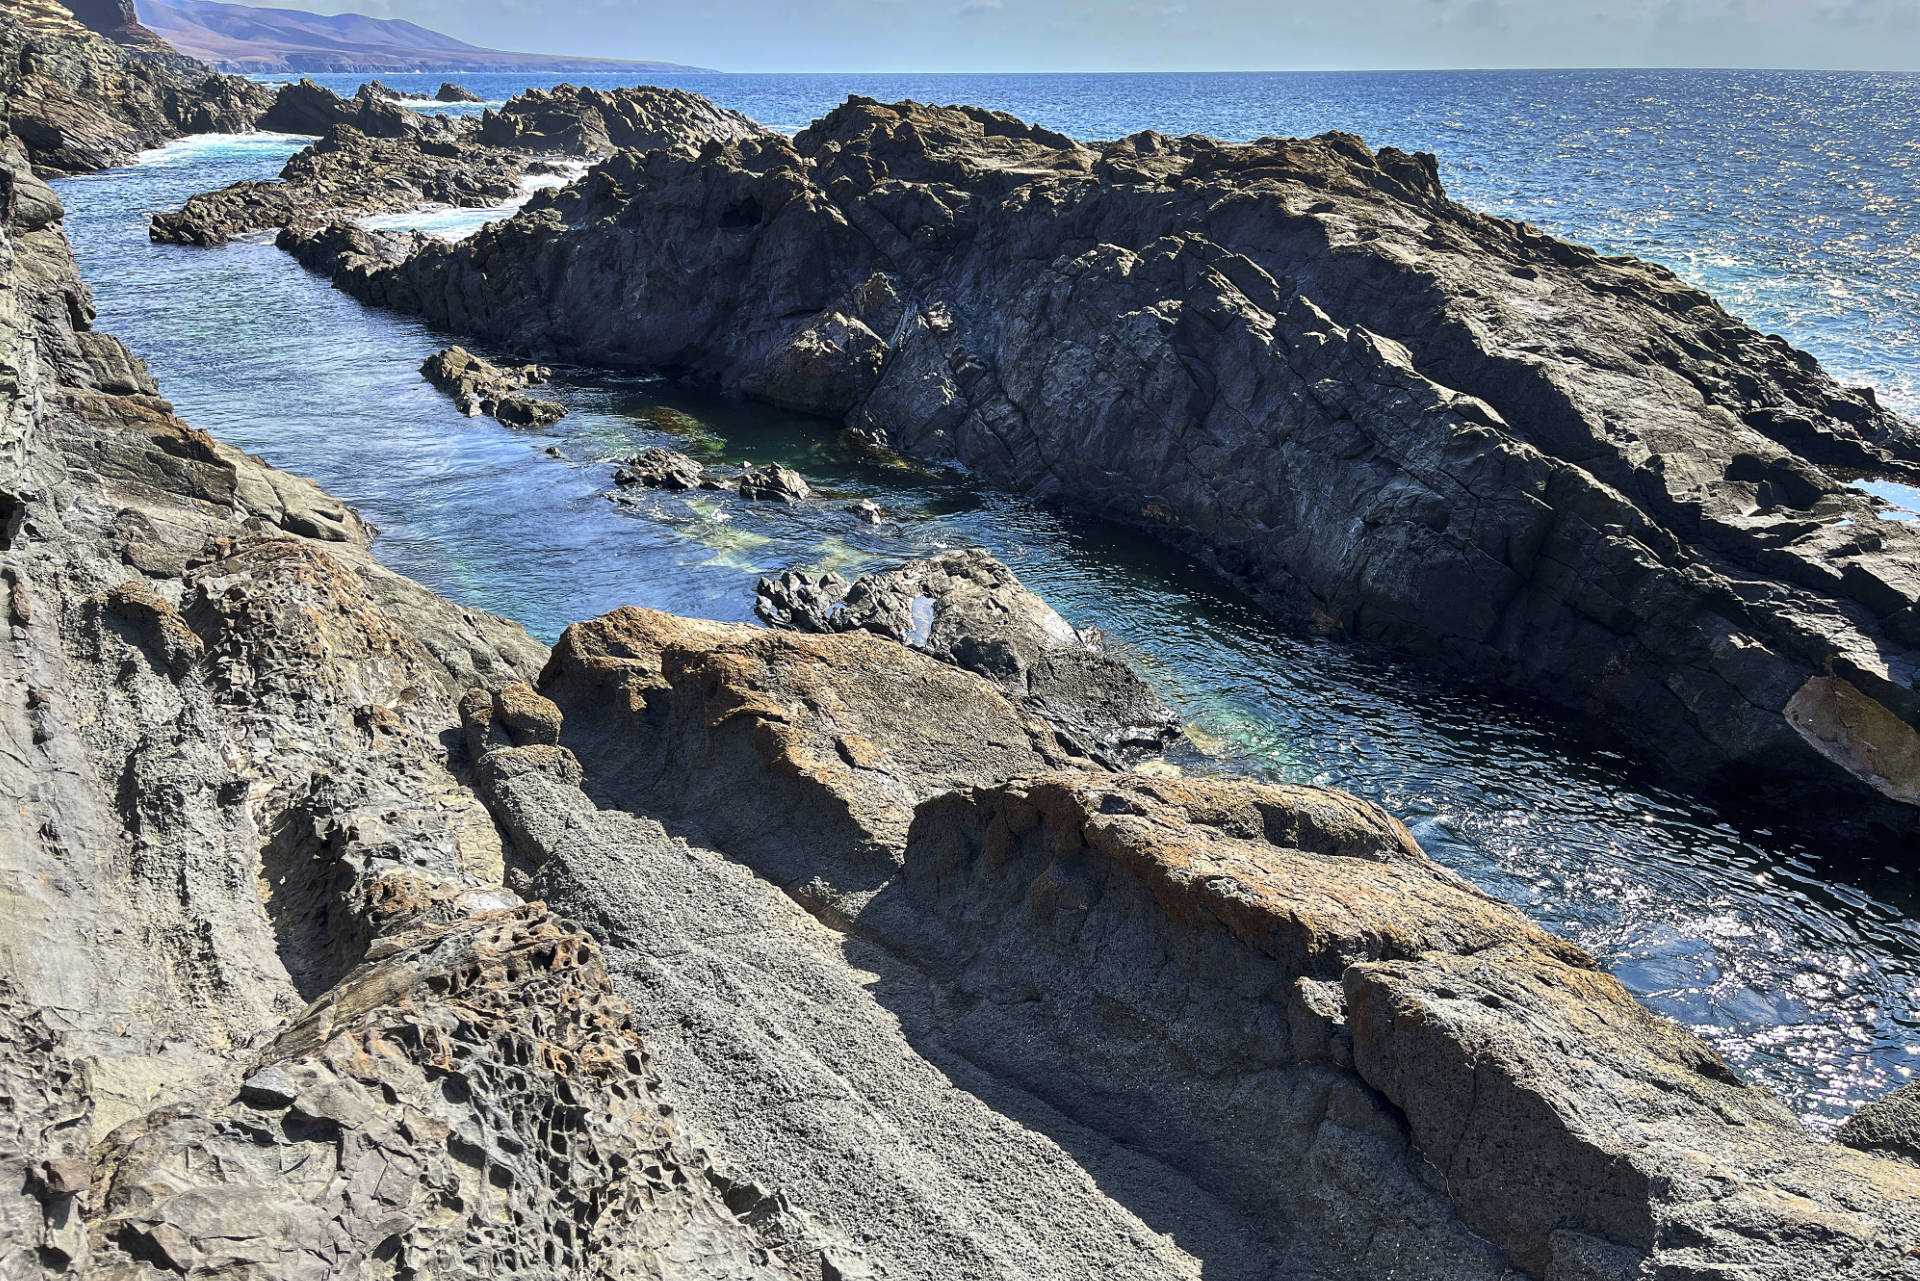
{"left": 52, "top": 70, "right": 1920, "bottom": 1131}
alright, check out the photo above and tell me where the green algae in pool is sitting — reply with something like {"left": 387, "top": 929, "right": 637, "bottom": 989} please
{"left": 53, "top": 122, "right": 1920, "bottom": 1136}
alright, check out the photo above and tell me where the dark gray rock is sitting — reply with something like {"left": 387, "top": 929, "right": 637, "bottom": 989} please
{"left": 436, "top": 81, "right": 484, "bottom": 104}
{"left": 475, "top": 83, "right": 766, "bottom": 156}
{"left": 420, "top": 345, "right": 566, "bottom": 427}
{"left": 282, "top": 94, "right": 1920, "bottom": 842}
{"left": 0, "top": 4, "right": 271, "bottom": 175}
{"left": 757, "top": 549, "right": 1181, "bottom": 761}
{"left": 612, "top": 446, "right": 707, "bottom": 490}
{"left": 610, "top": 449, "right": 811, "bottom": 503}
{"left": 730, "top": 461, "right": 810, "bottom": 503}
{"left": 163, "top": 83, "right": 773, "bottom": 246}
{"left": 1839, "top": 1080, "right": 1920, "bottom": 1165}
{"left": 363, "top": 77, "right": 429, "bottom": 101}
{"left": 152, "top": 117, "right": 523, "bottom": 245}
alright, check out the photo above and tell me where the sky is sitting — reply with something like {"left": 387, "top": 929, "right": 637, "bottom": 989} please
{"left": 288, "top": 0, "right": 1920, "bottom": 72}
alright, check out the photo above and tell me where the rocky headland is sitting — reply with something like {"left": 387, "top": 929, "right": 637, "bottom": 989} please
{"left": 0, "top": 0, "right": 270, "bottom": 174}
{"left": 280, "top": 94, "right": 1920, "bottom": 843}
{"left": 4, "top": 8, "right": 1920, "bottom": 1279}
{"left": 151, "top": 80, "right": 768, "bottom": 246}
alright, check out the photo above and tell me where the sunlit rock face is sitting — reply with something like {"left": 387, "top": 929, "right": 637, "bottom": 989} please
{"left": 281, "top": 93, "right": 1920, "bottom": 843}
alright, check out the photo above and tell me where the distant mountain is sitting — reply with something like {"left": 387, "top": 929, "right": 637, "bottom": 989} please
{"left": 132, "top": 0, "right": 709, "bottom": 74}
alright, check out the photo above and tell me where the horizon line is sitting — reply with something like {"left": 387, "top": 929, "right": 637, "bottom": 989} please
{"left": 300, "top": 64, "right": 1920, "bottom": 77}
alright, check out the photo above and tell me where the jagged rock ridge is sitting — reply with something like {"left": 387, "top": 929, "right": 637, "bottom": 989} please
{"left": 3, "top": 27, "right": 1919, "bottom": 1281}
{"left": 152, "top": 80, "right": 771, "bottom": 245}
{"left": 281, "top": 93, "right": 1920, "bottom": 843}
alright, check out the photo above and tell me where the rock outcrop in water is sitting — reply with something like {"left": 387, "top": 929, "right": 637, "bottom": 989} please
{"left": 610, "top": 447, "right": 812, "bottom": 502}
{"left": 9, "top": 49, "right": 1920, "bottom": 1281}
{"left": 420, "top": 344, "right": 566, "bottom": 427}
{"left": 0, "top": 0, "right": 271, "bottom": 174}
{"left": 283, "top": 94, "right": 1920, "bottom": 842}
{"left": 154, "top": 81, "right": 770, "bottom": 246}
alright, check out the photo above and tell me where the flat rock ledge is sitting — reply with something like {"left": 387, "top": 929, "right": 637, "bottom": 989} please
{"left": 280, "top": 91, "right": 1920, "bottom": 843}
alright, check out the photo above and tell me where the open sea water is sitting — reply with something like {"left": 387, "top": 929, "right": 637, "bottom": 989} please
{"left": 50, "top": 69, "right": 1920, "bottom": 1132}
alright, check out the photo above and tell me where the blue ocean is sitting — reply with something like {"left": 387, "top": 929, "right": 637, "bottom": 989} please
{"left": 51, "top": 69, "right": 1920, "bottom": 1130}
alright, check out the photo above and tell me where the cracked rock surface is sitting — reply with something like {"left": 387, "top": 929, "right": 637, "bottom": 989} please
{"left": 7, "top": 21, "right": 1920, "bottom": 1281}
{"left": 283, "top": 92, "right": 1920, "bottom": 841}
{"left": 756, "top": 548, "right": 1181, "bottom": 763}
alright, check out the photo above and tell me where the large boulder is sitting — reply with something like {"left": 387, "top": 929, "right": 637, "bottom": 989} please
{"left": 539, "top": 607, "right": 1081, "bottom": 881}
{"left": 757, "top": 548, "right": 1181, "bottom": 761}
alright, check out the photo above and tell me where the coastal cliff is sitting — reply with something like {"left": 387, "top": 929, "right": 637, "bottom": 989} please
{"left": 0, "top": 0, "right": 268, "bottom": 173}
{"left": 282, "top": 95, "right": 1920, "bottom": 842}
{"left": 4, "top": 10, "right": 1920, "bottom": 1279}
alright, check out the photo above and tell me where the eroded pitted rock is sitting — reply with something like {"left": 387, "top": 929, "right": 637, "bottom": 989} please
{"left": 287, "top": 92, "right": 1920, "bottom": 840}
{"left": 758, "top": 549, "right": 1181, "bottom": 762}
{"left": 87, "top": 903, "right": 792, "bottom": 1281}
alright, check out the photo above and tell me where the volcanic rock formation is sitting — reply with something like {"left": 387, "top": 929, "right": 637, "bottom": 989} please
{"left": 155, "top": 81, "right": 769, "bottom": 245}
{"left": 8, "top": 28, "right": 1920, "bottom": 1281}
{"left": 0, "top": 0, "right": 271, "bottom": 173}
{"left": 420, "top": 345, "right": 566, "bottom": 427}
{"left": 282, "top": 94, "right": 1920, "bottom": 843}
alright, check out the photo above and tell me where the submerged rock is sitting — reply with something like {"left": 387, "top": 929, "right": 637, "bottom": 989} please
{"left": 757, "top": 549, "right": 1181, "bottom": 761}
{"left": 420, "top": 345, "right": 566, "bottom": 427}
{"left": 288, "top": 92, "right": 1920, "bottom": 841}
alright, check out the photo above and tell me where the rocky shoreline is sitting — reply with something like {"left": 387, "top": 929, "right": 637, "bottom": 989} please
{"left": 273, "top": 94, "right": 1920, "bottom": 845}
{"left": 2, "top": 5, "right": 1918, "bottom": 1279}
